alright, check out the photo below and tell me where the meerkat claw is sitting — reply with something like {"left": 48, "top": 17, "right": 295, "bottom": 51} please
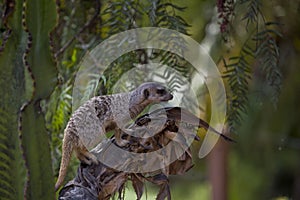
{"left": 77, "top": 152, "right": 98, "bottom": 165}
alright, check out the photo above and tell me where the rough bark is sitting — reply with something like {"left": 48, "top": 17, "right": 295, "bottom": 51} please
{"left": 58, "top": 107, "right": 234, "bottom": 199}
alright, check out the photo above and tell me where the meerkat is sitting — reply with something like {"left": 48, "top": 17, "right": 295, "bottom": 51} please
{"left": 55, "top": 82, "right": 173, "bottom": 191}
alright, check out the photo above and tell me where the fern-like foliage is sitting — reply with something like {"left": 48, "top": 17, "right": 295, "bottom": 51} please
{"left": 102, "top": 0, "right": 141, "bottom": 35}
{"left": 95, "top": 0, "right": 146, "bottom": 94}
{"left": 97, "top": 0, "right": 192, "bottom": 96}
{"left": 241, "top": 0, "right": 261, "bottom": 29}
{"left": 146, "top": 0, "right": 191, "bottom": 73}
{"left": 220, "top": 0, "right": 282, "bottom": 132}
{"left": 254, "top": 22, "right": 282, "bottom": 104}
{"left": 147, "top": 0, "right": 190, "bottom": 34}
{"left": 146, "top": 0, "right": 195, "bottom": 108}
{"left": 223, "top": 45, "right": 253, "bottom": 130}
{"left": 45, "top": 85, "right": 72, "bottom": 146}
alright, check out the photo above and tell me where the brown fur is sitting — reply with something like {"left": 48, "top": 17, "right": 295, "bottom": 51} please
{"left": 55, "top": 82, "right": 173, "bottom": 191}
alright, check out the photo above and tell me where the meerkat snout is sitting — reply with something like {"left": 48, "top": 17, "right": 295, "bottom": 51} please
{"left": 140, "top": 82, "right": 173, "bottom": 103}
{"left": 155, "top": 86, "right": 173, "bottom": 101}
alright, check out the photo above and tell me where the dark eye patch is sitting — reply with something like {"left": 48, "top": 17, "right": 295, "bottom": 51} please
{"left": 143, "top": 89, "right": 150, "bottom": 98}
{"left": 157, "top": 88, "right": 166, "bottom": 95}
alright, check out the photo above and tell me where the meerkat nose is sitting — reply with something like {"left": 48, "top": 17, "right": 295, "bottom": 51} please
{"left": 165, "top": 93, "right": 173, "bottom": 101}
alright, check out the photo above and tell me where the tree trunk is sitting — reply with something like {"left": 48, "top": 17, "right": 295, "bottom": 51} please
{"left": 207, "top": 138, "right": 229, "bottom": 200}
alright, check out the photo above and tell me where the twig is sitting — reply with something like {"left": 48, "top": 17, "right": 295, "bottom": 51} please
{"left": 54, "top": 0, "right": 101, "bottom": 59}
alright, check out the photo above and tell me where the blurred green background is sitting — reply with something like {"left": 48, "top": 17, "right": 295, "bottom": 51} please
{"left": 0, "top": 0, "right": 299, "bottom": 199}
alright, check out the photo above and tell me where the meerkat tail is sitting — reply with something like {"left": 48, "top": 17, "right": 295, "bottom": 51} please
{"left": 55, "top": 132, "right": 74, "bottom": 191}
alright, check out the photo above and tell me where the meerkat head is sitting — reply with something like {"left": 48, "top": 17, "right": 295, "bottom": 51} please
{"left": 128, "top": 82, "right": 173, "bottom": 119}
{"left": 132, "top": 82, "right": 173, "bottom": 105}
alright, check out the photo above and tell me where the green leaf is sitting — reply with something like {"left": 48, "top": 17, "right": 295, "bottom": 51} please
{"left": 25, "top": 0, "right": 58, "bottom": 100}
{"left": 0, "top": 0, "right": 28, "bottom": 199}
{"left": 20, "top": 103, "right": 55, "bottom": 199}
{"left": 19, "top": 0, "right": 58, "bottom": 199}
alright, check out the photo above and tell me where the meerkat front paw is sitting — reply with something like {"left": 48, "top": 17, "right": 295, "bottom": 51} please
{"left": 77, "top": 151, "right": 99, "bottom": 165}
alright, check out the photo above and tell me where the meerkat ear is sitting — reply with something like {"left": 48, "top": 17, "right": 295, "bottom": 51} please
{"left": 143, "top": 89, "right": 150, "bottom": 99}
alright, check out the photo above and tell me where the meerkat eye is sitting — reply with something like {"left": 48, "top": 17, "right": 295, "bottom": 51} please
{"left": 143, "top": 89, "right": 150, "bottom": 98}
{"left": 157, "top": 88, "right": 166, "bottom": 95}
